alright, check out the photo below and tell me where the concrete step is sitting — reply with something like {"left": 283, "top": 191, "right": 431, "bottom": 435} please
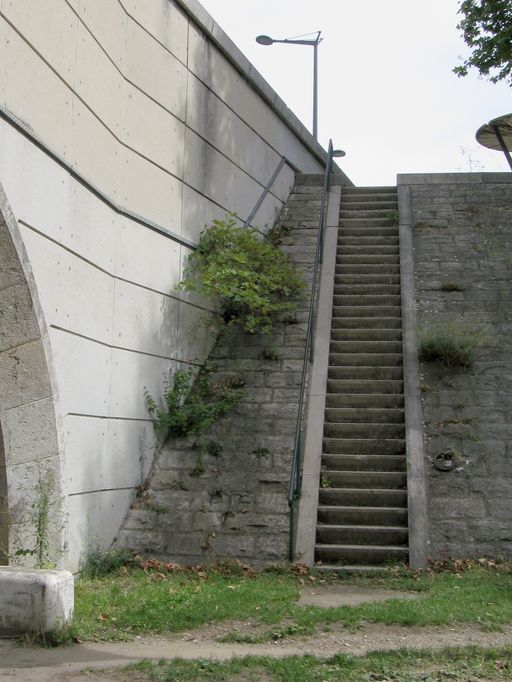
{"left": 321, "top": 454, "right": 407, "bottom": 471}
{"left": 338, "top": 239, "right": 399, "bottom": 250}
{"left": 327, "top": 379, "right": 403, "bottom": 394}
{"left": 340, "top": 208, "right": 398, "bottom": 219}
{"left": 335, "top": 264, "right": 400, "bottom": 275}
{"left": 323, "top": 438, "right": 406, "bottom": 455}
{"left": 324, "top": 408, "right": 404, "bottom": 424}
{"left": 335, "top": 276, "right": 401, "bottom": 288}
{"left": 321, "top": 470, "right": 407, "bottom": 489}
{"left": 319, "top": 487, "right": 407, "bottom": 507}
{"left": 337, "top": 254, "right": 400, "bottom": 265}
{"left": 329, "top": 353, "right": 403, "bottom": 368}
{"left": 328, "top": 366, "right": 403, "bottom": 381}
{"left": 318, "top": 505, "right": 408, "bottom": 526}
{"left": 324, "top": 423, "right": 405, "bottom": 440}
{"left": 340, "top": 218, "right": 397, "bottom": 228}
{"left": 332, "top": 316, "right": 402, "bottom": 329}
{"left": 326, "top": 393, "right": 404, "bottom": 409}
{"left": 331, "top": 328, "right": 402, "bottom": 342}
{"left": 334, "top": 286, "right": 401, "bottom": 297}
{"left": 316, "top": 525, "right": 408, "bottom": 546}
{"left": 332, "top": 306, "right": 401, "bottom": 318}
{"left": 330, "top": 340, "right": 403, "bottom": 353}
{"left": 315, "top": 544, "right": 409, "bottom": 565}
{"left": 341, "top": 227, "right": 398, "bottom": 237}
{"left": 333, "top": 294, "right": 401, "bottom": 307}
{"left": 340, "top": 201, "right": 398, "bottom": 211}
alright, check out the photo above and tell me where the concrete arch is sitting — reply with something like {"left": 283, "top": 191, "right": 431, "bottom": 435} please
{"left": 0, "top": 185, "right": 63, "bottom": 567}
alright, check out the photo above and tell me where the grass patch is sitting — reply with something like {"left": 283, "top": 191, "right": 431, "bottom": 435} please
{"left": 418, "top": 323, "right": 488, "bottom": 367}
{"left": 126, "top": 646, "right": 512, "bottom": 681}
{"left": 71, "top": 560, "right": 512, "bottom": 643}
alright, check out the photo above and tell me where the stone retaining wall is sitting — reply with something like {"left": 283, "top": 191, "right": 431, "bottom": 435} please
{"left": 402, "top": 173, "right": 512, "bottom": 559}
{"left": 115, "top": 176, "right": 335, "bottom": 565}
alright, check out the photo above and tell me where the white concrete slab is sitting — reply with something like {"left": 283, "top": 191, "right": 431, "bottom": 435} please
{"left": 107, "top": 349, "right": 180, "bottom": 420}
{"left": 122, "top": 84, "right": 185, "bottom": 177}
{"left": 49, "top": 329, "right": 112, "bottom": 417}
{"left": 118, "top": 145, "right": 183, "bottom": 231}
{"left": 67, "top": 0, "right": 128, "bottom": 69}
{"left": 3, "top": 21, "right": 73, "bottom": 161}
{"left": 1, "top": 0, "right": 79, "bottom": 88}
{"left": 125, "top": 17, "right": 187, "bottom": 121}
{"left": 121, "top": 0, "right": 188, "bottom": 64}
{"left": 0, "top": 568, "right": 73, "bottom": 635}
{"left": 65, "top": 488, "right": 133, "bottom": 571}
{"left": 75, "top": 21, "right": 125, "bottom": 134}
{"left": 20, "top": 227, "right": 115, "bottom": 346}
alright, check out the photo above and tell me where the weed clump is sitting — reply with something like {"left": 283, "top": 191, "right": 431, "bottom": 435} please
{"left": 418, "top": 323, "right": 487, "bottom": 367}
{"left": 81, "top": 549, "right": 134, "bottom": 579}
{"left": 145, "top": 367, "right": 245, "bottom": 442}
{"left": 179, "top": 215, "right": 305, "bottom": 334}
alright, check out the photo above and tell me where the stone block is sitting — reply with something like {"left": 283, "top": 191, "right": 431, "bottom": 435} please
{"left": 0, "top": 568, "right": 73, "bottom": 635}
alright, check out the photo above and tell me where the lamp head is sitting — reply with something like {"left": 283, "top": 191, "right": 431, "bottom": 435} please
{"left": 332, "top": 149, "right": 346, "bottom": 158}
{"left": 256, "top": 35, "right": 274, "bottom": 45}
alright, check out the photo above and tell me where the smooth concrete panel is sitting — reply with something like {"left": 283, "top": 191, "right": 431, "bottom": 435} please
{"left": 63, "top": 417, "right": 106, "bottom": 494}
{"left": 67, "top": 0, "right": 128, "bottom": 69}
{"left": 69, "top": 98, "right": 121, "bottom": 201}
{"left": 249, "top": 192, "right": 285, "bottom": 231}
{"left": 63, "top": 416, "right": 146, "bottom": 494}
{"left": 111, "top": 279, "right": 179, "bottom": 358}
{"left": 65, "top": 488, "right": 133, "bottom": 570}
{"left": 0, "top": 125, "right": 118, "bottom": 274}
{"left": 186, "top": 74, "right": 282, "bottom": 188}
{"left": 2, "top": 20, "right": 74, "bottom": 161}
{"left": 107, "top": 348, "right": 180, "bottom": 420}
{"left": 180, "top": 185, "right": 230, "bottom": 245}
{"left": 120, "top": 0, "right": 188, "bottom": 64}
{"left": 122, "top": 83, "right": 185, "bottom": 177}
{"left": 0, "top": 340, "right": 52, "bottom": 413}
{"left": 114, "top": 216, "right": 182, "bottom": 293}
{"left": 0, "top": 19, "right": 8, "bottom": 103}
{"left": 125, "top": 17, "right": 187, "bottom": 120}
{"left": 49, "top": 329, "right": 111, "bottom": 417}
{"left": 107, "top": 418, "right": 154, "bottom": 485}
{"left": 175, "top": 300, "right": 216, "bottom": 364}
{"left": 183, "top": 128, "right": 261, "bottom": 218}
{"left": 20, "top": 227, "right": 115, "bottom": 346}
{"left": 1, "top": 0, "right": 79, "bottom": 87}
{"left": 1, "top": 397, "right": 58, "bottom": 468}
{"left": 75, "top": 21, "right": 125, "bottom": 135}
{"left": 118, "top": 145, "right": 183, "bottom": 232}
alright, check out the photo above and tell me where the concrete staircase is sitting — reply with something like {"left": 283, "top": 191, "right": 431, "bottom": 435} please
{"left": 315, "top": 186, "right": 408, "bottom": 572}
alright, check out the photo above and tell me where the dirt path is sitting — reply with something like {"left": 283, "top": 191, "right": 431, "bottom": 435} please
{"left": 1, "top": 622, "right": 512, "bottom": 681}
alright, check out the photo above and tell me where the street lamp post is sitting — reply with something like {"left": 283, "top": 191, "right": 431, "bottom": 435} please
{"left": 256, "top": 32, "right": 322, "bottom": 140}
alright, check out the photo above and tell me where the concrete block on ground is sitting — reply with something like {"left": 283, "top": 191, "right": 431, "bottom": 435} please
{"left": 0, "top": 568, "right": 74, "bottom": 635}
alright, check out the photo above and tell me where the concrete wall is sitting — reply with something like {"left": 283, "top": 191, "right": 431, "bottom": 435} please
{"left": 400, "top": 173, "right": 512, "bottom": 559}
{"left": 0, "top": 0, "right": 342, "bottom": 571}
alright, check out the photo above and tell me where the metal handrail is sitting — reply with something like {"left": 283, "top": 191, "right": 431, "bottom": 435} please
{"left": 288, "top": 139, "right": 335, "bottom": 561}
{"left": 244, "top": 156, "right": 301, "bottom": 228}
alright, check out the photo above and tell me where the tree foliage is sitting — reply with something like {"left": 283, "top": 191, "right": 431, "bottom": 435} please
{"left": 454, "top": 0, "right": 512, "bottom": 84}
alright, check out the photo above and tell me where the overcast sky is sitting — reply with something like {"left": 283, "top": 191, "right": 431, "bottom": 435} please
{"left": 199, "top": 0, "right": 511, "bottom": 186}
